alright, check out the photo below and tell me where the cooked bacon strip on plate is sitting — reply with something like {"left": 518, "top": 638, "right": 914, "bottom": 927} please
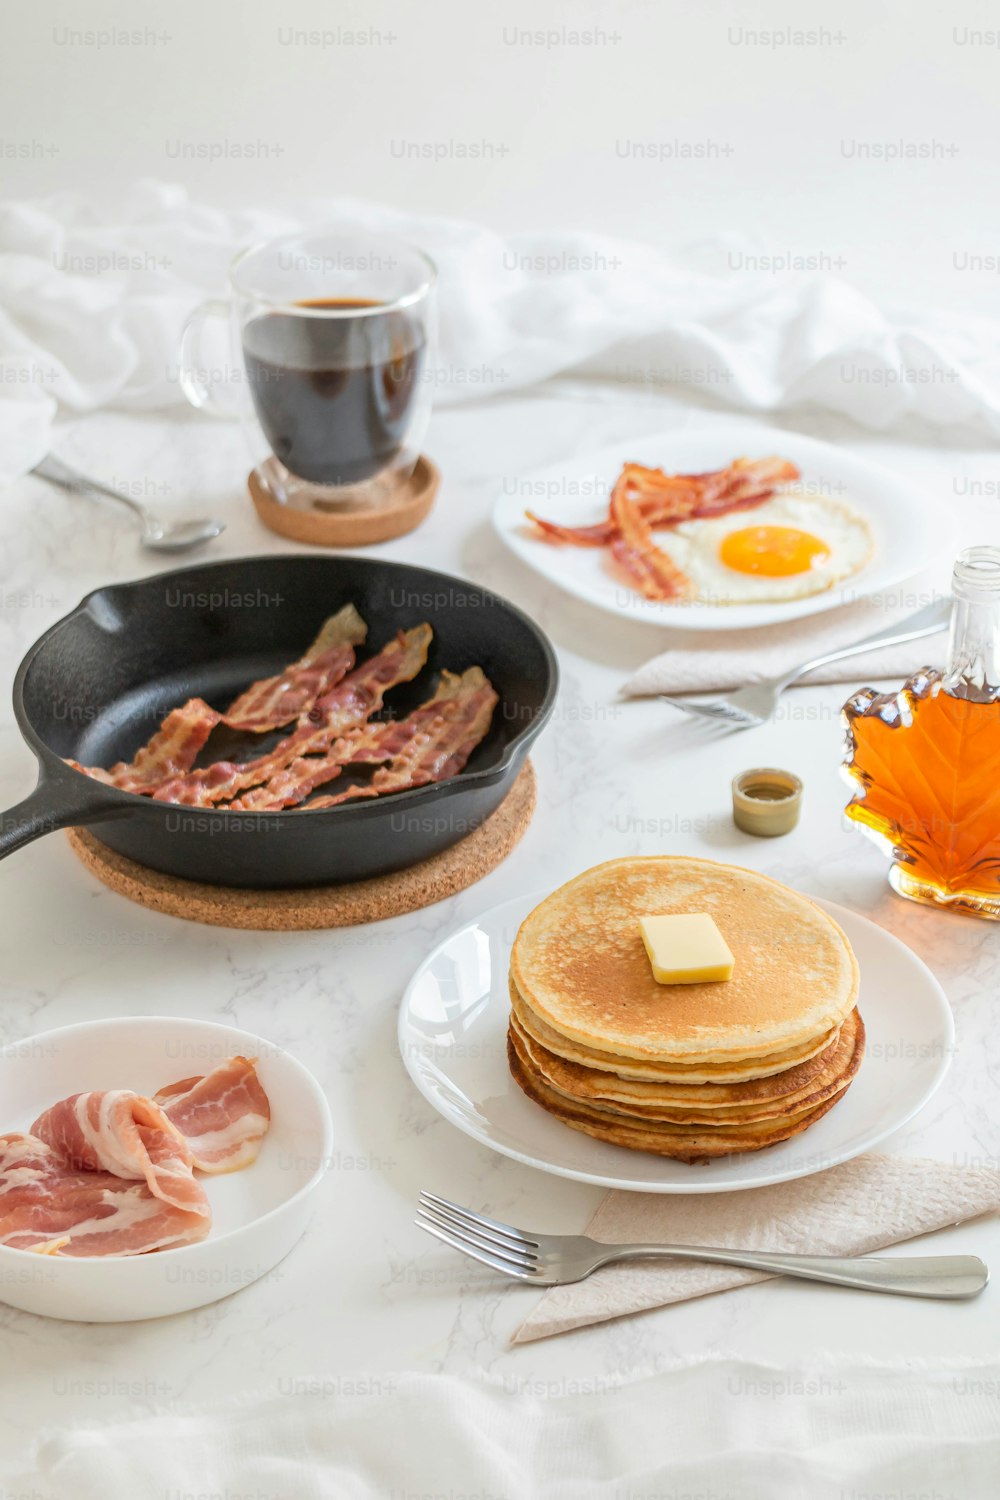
{"left": 684, "top": 456, "right": 800, "bottom": 521}
{"left": 222, "top": 603, "right": 367, "bottom": 731}
{"left": 31, "top": 1091, "right": 210, "bottom": 1219}
{"left": 154, "top": 1056, "right": 270, "bottom": 1174}
{"left": 151, "top": 624, "right": 433, "bottom": 808}
{"left": 527, "top": 464, "right": 720, "bottom": 547}
{"left": 608, "top": 479, "right": 696, "bottom": 602}
{"left": 0, "top": 1133, "right": 210, "bottom": 1257}
{"left": 526, "top": 455, "right": 800, "bottom": 547}
{"left": 524, "top": 513, "right": 612, "bottom": 548}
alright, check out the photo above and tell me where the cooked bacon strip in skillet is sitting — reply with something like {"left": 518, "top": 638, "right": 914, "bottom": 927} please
{"left": 0, "top": 1133, "right": 210, "bottom": 1257}
{"left": 293, "top": 623, "right": 434, "bottom": 750}
{"left": 68, "top": 697, "right": 223, "bottom": 794}
{"left": 226, "top": 668, "right": 490, "bottom": 812}
{"left": 219, "top": 734, "right": 350, "bottom": 811}
{"left": 31, "top": 1091, "right": 210, "bottom": 1218}
{"left": 367, "top": 668, "right": 497, "bottom": 795}
{"left": 307, "top": 667, "right": 498, "bottom": 810}
{"left": 226, "top": 671, "right": 470, "bottom": 812}
{"left": 69, "top": 606, "right": 368, "bottom": 794}
{"left": 153, "top": 1056, "right": 270, "bottom": 1174}
{"left": 526, "top": 455, "right": 800, "bottom": 547}
{"left": 222, "top": 604, "right": 367, "bottom": 731}
{"left": 608, "top": 479, "right": 696, "bottom": 603}
{"left": 150, "top": 624, "right": 434, "bottom": 808}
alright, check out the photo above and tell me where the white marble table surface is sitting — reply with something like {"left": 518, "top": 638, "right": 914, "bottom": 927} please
{"left": 0, "top": 384, "right": 998, "bottom": 1456}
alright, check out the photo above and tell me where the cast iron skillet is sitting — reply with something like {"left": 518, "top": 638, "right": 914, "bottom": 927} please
{"left": 0, "top": 555, "right": 558, "bottom": 887}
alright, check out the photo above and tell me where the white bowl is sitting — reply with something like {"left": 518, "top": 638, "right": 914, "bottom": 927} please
{"left": 0, "top": 1017, "right": 332, "bottom": 1321}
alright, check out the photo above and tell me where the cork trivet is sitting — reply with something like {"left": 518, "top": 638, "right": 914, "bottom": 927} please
{"left": 248, "top": 455, "right": 439, "bottom": 547}
{"left": 65, "top": 762, "right": 535, "bottom": 931}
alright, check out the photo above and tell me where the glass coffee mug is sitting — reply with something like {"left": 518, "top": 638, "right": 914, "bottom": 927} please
{"left": 180, "top": 229, "right": 436, "bottom": 510}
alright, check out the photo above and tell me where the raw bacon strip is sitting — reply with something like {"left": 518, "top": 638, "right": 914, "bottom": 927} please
{"left": 222, "top": 604, "right": 367, "bottom": 731}
{"left": 0, "top": 1134, "right": 209, "bottom": 1257}
{"left": 154, "top": 1056, "right": 270, "bottom": 1174}
{"left": 608, "top": 479, "right": 695, "bottom": 603}
{"left": 152, "top": 624, "right": 433, "bottom": 808}
{"left": 68, "top": 698, "right": 222, "bottom": 795}
{"left": 31, "top": 1091, "right": 209, "bottom": 1219}
{"left": 308, "top": 668, "right": 498, "bottom": 810}
{"left": 226, "top": 670, "right": 473, "bottom": 812}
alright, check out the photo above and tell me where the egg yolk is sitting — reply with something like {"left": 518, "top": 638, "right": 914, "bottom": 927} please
{"left": 719, "top": 525, "right": 831, "bottom": 577}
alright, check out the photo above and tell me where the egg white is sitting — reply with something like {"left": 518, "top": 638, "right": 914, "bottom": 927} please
{"left": 658, "top": 492, "right": 875, "bottom": 605}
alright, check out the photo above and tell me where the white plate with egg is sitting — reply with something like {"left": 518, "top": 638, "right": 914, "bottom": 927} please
{"left": 492, "top": 424, "right": 944, "bottom": 630}
{"left": 399, "top": 893, "right": 953, "bottom": 1194}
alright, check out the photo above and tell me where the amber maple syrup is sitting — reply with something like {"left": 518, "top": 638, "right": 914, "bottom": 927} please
{"left": 842, "top": 548, "right": 1000, "bottom": 919}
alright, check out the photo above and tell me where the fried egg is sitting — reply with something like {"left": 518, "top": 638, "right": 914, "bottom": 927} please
{"left": 659, "top": 492, "right": 874, "bottom": 604}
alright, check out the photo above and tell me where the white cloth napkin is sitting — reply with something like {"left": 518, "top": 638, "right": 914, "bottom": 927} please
{"left": 621, "top": 572, "right": 950, "bottom": 695}
{"left": 22, "top": 1356, "right": 1000, "bottom": 1499}
{"left": 514, "top": 1153, "right": 999, "bottom": 1344}
{"left": 4, "top": 180, "right": 1000, "bottom": 483}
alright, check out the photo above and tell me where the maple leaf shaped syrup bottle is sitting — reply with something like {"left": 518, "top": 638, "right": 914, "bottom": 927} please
{"left": 842, "top": 547, "right": 1000, "bottom": 919}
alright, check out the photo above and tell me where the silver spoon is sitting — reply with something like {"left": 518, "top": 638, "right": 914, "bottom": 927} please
{"left": 31, "top": 454, "right": 225, "bottom": 552}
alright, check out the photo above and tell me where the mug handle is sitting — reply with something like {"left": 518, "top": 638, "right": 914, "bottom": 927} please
{"left": 178, "top": 298, "right": 239, "bottom": 418}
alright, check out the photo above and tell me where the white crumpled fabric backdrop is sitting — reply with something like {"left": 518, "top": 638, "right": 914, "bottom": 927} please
{"left": 20, "top": 1357, "right": 1000, "bottom": 1500}
{"left": 4, "top": 179, "right": 1000, "bottom": 485}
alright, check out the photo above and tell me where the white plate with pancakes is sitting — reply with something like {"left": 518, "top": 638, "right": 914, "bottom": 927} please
{"left": 399, "top": 862, "right": 953, "bottom": 1192}
{"left": 492, "top": 424, "right": 945, "bottom": 632}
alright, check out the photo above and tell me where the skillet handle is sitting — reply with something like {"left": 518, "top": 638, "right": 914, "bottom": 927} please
{"left": 0, "top": 774, "right": 127, "bottom": 861}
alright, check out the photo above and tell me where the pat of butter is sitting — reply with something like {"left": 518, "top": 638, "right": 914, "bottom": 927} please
{"left": 638, "top": 912, "right": 734, "bottom": 985}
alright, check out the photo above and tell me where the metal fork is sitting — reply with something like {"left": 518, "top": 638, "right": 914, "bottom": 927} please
{"left": 416, "top": 1191, "right": 988, "bottom": 1299}
{"left": 660, "top": 597, "right": 951, "bottom": 728}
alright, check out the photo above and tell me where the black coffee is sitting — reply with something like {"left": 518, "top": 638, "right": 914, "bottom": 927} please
{"left": 242, "top": 297, "right": 426, "bottom": 486}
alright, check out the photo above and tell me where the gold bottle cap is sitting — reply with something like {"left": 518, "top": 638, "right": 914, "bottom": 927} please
{"left": 732, "top": 767, "right": 803, "bottom": 837}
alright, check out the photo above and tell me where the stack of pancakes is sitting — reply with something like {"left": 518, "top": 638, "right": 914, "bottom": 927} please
{"left": 508, "top": 857, "right": 864, "bottom": 1162}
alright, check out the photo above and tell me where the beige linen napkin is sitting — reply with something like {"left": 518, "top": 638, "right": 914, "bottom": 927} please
{"left": 621, "top": 574, "right": 949, "bottom": 697}
{"left": 513, "top": 1154, "right": 998, "bottom": 1343}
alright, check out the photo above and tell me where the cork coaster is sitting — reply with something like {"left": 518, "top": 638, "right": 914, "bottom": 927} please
{"left": 65, "top": 762, "right": 535, "bottom": 931}
{"left": 248, "top": 455, "right": 439, "bottom": 547}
